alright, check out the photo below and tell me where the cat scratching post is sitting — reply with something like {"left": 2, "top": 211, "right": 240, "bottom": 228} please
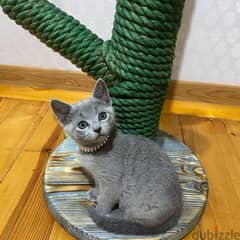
{"left": 0, "top": 1, "right": 208, "bottom": 239}
{"left": 0, "top": 0, "right": 185, "bottom": 137}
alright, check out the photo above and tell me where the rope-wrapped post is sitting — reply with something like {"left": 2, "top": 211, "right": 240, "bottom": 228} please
{"left": 0, "top": 0, "right": 185, "bottom": 138}
{"left": 108, "top": 0, "right": 185, "bottom": 137}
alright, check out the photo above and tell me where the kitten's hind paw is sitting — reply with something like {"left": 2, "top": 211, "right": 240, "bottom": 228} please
{"left": 87, "top": 189, "right": 98, "bottom": 202}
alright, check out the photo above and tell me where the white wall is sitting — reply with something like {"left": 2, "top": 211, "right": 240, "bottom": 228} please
{"left": 0, "top": 0, "right": 240, "bottom": 86}
{"left": 172, "top": 0, "right": 240, "bottom": 86}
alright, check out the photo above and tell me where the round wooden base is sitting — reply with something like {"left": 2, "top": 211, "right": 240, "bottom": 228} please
{"left": 43, "top": 131, "right": 208, "bottom": 240}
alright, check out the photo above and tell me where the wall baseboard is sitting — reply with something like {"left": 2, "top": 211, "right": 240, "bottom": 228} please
{"left": 0, "top": 65, "right": 95, "bottom": 92}
{"left": 0, "top": 65, "right": 240, "bottom": 120}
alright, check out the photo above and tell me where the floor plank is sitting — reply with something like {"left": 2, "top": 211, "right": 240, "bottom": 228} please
{"left": 161, "top": 114, "right": 201, "bottom": 239}
{"left": 184, "top": 225, "right": 202, "bottom": 240}
{"left": 0, "top": 150, "right": 20, "bottom": 183}
{"left": 2, "top": 129, "right": 65, "bottom": 240}
{"left": 0, "top": 151, "right": 46, "bottom": 235}
{"left": 0, "top": 98, "right": 19, "bottom": 123}
{"left": 222, "top": 119, "right": 240, "bottom": 172}
{"left": 0, "top": 84, "right": 91, "bottom": 103}
{"left": 180, "top": 116, "right": 240, "bottom": 233}
{"left": 0, "top": 100, "right": 60, "bottom": 183}
{"left": 0, "top": 97, "right": 64, "bottom": 239}
{"left": 4, "top": 152, "right": 55, "bottom": 240}
{"left": 24, "top": 108, "right": 64, "bottom": 152}
{"left": 49, "top": 223, "right": 75, "bottom": 240}
{"left": 160, "top": 113, "right": 183, "bottom": 141}
{"left": 0, "top": 99, "right": 48, "bottom": 150}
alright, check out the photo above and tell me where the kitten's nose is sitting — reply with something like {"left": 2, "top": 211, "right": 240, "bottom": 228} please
{"left": 94, "top": 127, "right": 102, "bottom": 133}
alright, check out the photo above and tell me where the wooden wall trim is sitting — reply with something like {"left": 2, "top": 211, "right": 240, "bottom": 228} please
{"left": 168, "top": 80, "right": 240, "bottom": 106}
{"left": 0, "top": 65, "right": 95, "bottom": 92}
{"left": 0, "top": 64, "right": 240, "bottom": 107}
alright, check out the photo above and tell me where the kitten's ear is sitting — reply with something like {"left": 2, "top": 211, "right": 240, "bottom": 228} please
{"left": 50, "top": 99, "right": 72, "bottom": 126}
{"left": 92, "top": 79, "right": 111, "bottom": 104}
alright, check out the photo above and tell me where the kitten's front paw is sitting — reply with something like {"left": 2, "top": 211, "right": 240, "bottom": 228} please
{"left": 87, "top": 189, "right": 98, "bottom": 202}
{"left": 96, "top": 204, "right": 111, "bottom": 215}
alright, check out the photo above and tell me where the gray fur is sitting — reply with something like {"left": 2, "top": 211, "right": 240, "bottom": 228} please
{"left": 50, "top": 79, "right": 182, "bottom": 235}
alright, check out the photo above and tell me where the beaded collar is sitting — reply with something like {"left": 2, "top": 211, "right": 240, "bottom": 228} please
{"left": 79, "top": 136, "right": 109, "bottom": 153}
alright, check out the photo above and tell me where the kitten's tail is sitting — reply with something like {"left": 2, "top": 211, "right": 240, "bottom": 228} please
{"left": 88, "top": 206, "right": 181, "bottom": 235}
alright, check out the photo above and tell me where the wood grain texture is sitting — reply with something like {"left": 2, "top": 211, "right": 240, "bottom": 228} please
{"left": 168, "top": 80, "right": 240, "bottom": 106}
{"left": 0, "top": 98, "right": 19, "bottom": 124}
{"left": 24, "top": 108, "right": 64, "bottom": 152}
{"left": 3, "top": 152, "right": 54, "bottom": 240}
{"left": 1, "top": 117, "right": 64, "bottom": 240}
{"left": 1, "top": 64, "right": 240, "bottom": 106}
{"left": 162, "top": 100, "right": 240, "bottom": 121}
{"left": 49, "top": 223, "right": 75, "bottom": 240}
{"left": 222, "top": 119, "right": 240, "bottom": 162}
{"left": 0, "top": 98, "right": 48, "bottom": 150}
{"left": 0, "top": 150, "right": 21, "bottom": 183}
{"left": 0, "top": 99, "right": 49, "bottom": 183}
{"left": 183, "top": 226, "right": 202, "bottom": 240}
{"left": 0, "top": 151, "right": 46, "bottom": 235}
{"left": 179, "top": 116, "right": 240, "bottom": 233}
{"left": 159, "top": 114, "right": 183, "bottom": 141}
{"left": 0, "top": 65, "right": 95, "bottom": 92}
{"left": 0, "top": 97, "right": 64, "bottom": 239}
{"left": 0, "top": 84, "right": 91, "bottom": 103}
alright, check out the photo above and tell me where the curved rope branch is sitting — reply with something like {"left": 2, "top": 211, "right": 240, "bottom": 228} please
{"left": 0, "top": 0, "right": 186, "bottom": 137}
{"left": 0, "top": 0, "right": 111, "bottom": 80}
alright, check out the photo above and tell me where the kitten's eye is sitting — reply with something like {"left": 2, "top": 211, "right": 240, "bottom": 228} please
{"left": 98, "top": 112, "right": 107, "bottom": 121}
{"left": 78, "top": 121, "right": 88, "bottom": 129}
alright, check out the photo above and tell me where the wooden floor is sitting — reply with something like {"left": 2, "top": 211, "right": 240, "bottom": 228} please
{"left": 0, "top": 96, "right": 240, "bottom": 240}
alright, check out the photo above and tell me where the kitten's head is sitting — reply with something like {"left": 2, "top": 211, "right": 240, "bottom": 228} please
{"left": 50, "top": 79, "right": 115, "bottom": 146}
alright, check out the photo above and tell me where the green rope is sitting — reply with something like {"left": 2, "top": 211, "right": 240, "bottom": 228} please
{"left": 0, "top": 0, "right": 185, "bottom": 138}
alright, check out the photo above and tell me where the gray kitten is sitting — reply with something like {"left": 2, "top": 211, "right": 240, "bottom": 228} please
{"left": 50, "top": 79, "right": 182, "bottom": 235}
